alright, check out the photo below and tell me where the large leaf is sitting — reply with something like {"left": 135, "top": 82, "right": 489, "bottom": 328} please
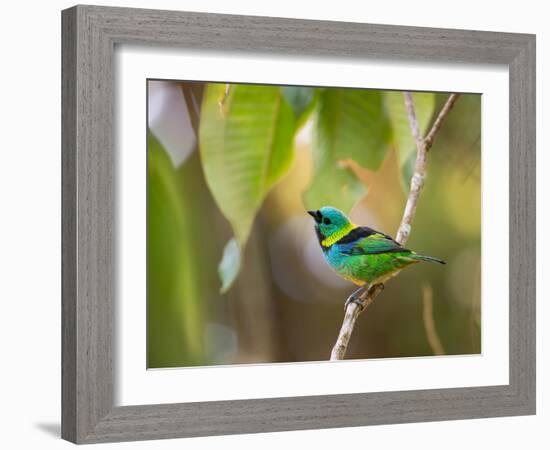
{"left": 147, "top": 132, "right": 209, "bottom": 367}
{"left": 199, "top": 83, "right": 296, "bottom": 290}
{"left": 384, "top": 91, "right": 435, "bottom": 190}
{"left": 304, "top": 88, "right": 392, "bottom": 211}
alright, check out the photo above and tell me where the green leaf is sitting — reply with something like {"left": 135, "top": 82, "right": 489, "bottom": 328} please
{"left": 281, "top": 86, "right": 317, "bottom": 128}
{"left": 199, "top": 83, "right": 296, "bottom": 291}
{"left": 218, "top": 238, "right": 241, "bottom": 294}
{"left": 304, "top": 88, "right": 392, "bottom": 211}
{"left": 147, "top": 132, "right": 207, "bottom": 367}
{"left": 384, "top": 91, "right": 435, "bottom": 190}
{"left": 200, "top": 83, "right": 295, "bottom": 244}
{"left": 304, "top": 159, "right": 366, "bottom": 213}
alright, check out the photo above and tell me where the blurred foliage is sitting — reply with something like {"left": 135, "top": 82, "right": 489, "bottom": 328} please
{"left": 385, "top": 92, "right": 435, "bottom": 164}
{"left": 305, "top": 90, "right": 435, "bottom": 212}
{"left": 148, "top": 81, "right": 481, "bottom": 368}
{"left": 304, "top": 88, "right": 388, "bottom": 211}
{"left": 199, "top": 83, "right": 298, "bottom": 291}
{"left": 218, "top": 237, "right": 241, "bottom": 294}
{"left": 147, "top": 133, "right": 222, "bottom": 368}
{"left": 199, "top": 84, "right": 297, "bottom": 244}
{"left": 202, "top": 85, "right": 436, "bottom": 291}
{"left": 384, "top": 92, "right": 435, "bottom": 189}
{"left": 281, "top": 86, "right": 317, "bottom": 128}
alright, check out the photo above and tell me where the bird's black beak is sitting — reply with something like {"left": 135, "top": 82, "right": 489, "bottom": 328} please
{"left": 307, "top": 210, "right": 321, "bottom": 223}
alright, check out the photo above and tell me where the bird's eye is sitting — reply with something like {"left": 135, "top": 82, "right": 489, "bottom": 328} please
{"left": 323, "top": 217, "right": 331, "bottom": 225}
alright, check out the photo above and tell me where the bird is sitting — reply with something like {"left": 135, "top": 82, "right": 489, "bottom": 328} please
{"left": 307, "top": 206, "right": 445, "bottom": 309}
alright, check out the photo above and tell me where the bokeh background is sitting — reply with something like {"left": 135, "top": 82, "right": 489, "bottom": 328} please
{"left": 147, "top": 80, "right": 481, "bottom": 368}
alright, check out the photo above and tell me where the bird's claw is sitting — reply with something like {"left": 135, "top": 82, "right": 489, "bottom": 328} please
{"left": 344, "top": 284, "right": 385, "bottom": 312}
{"left": 344, "top": 293, "right": 365, "bottom": 312}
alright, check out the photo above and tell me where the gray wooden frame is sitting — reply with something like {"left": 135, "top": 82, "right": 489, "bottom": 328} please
{"left": 62, "top": 4, "right": 536, "bottom": 444}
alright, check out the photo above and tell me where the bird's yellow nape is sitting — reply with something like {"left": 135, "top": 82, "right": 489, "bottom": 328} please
{"left": 321, "top": 222, "right": 357, "bottom": 247}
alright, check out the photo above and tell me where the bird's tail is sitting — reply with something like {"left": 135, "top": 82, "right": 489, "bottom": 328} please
{"left": 412, "top": 253, "right": 446, "bottom": 264}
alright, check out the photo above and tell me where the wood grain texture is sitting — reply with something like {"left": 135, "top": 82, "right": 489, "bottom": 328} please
{"left": 62, "top": 5, "right": 115, "bottom": 442}
{"left": 508, "top": 36, "right": 536, "bottom": 410}
{"left": 61, "top": 7, "right": 77, "bottom": 443}
{"left": 61, "top": 4, "right": 536, "bottom": 444}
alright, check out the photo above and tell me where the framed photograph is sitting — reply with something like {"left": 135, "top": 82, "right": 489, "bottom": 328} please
{"left": 61, "top": 5, "right": 535, "bottom": 444}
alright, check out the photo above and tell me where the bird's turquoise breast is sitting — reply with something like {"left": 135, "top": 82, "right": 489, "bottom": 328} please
{"left": 323, "top": 244, "right": 366, "bottom": 285}
{"left": 324, "top": 245, "right": 347, "bottom": 270}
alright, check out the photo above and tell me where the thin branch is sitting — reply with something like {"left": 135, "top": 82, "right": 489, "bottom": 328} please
{"left": 395, "top": 92, "right": 428, "bottom": 244}
{"left": 330, "top": 284, "right": 383, "bottom": 360}
{"left": 330, "top": 92, "right": 460, "bottom": 361}
{"left": 396, "top": 93, "right": 460, "bottom": 244}
{"left": 421, "top": 284, "right": 445, "bottom": 356}
{"left": 180, "top": 83, "right": 204, "bottom": 136}
{"left": 424, "top": 93, "right": 460, "bottom": 151}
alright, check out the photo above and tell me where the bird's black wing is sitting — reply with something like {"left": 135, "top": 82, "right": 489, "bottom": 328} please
{"left": 338, "top": 226, "right": 397, "bottom": 245}
{"left": 338, "top": 227, "right": 410, "bottom": 256}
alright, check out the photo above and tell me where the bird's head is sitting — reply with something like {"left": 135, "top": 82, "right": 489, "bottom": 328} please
{"left": 307, "top": 206, "right": 351, "bottom": 238}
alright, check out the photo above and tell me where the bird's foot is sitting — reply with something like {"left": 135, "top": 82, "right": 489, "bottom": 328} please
{"left": 344, "top": 295, "right": 365, "bottom": 311}
{"left": 344, "top": 284, "right": 385, "bottom": 312}
{"left": 344, "top": 286, "right": 368, "bottom": 311}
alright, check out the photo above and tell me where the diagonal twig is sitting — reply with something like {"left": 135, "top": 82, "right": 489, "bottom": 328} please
{"left": 422, "top": 284, "right": 445, "bottom": 356}
{"left": 424, "top": 93, "right": 461, "bottom": 151}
